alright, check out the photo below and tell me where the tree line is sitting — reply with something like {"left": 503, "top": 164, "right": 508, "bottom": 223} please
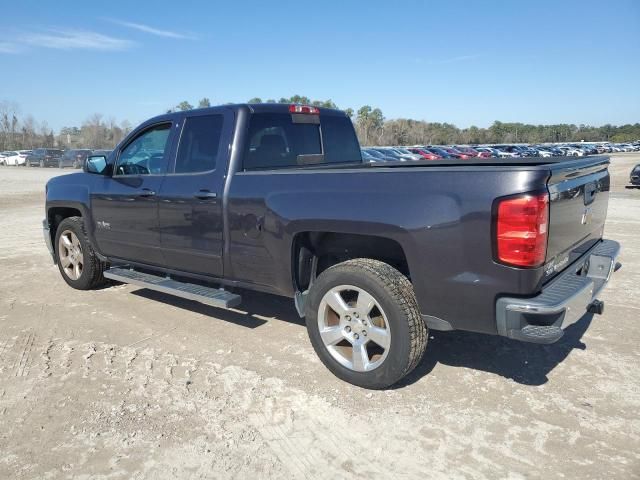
{"left": 0, "top": 101, "right": 132, "bottom": 151}
{"left": 168, "top": 96, "right": 640, "bottom": 145}
{"left": 1, "top": 97, "right": 638, "bottom": 152}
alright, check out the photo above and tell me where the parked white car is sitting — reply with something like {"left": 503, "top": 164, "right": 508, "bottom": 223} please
{"left": 494, "top": 148, "right": 520, "bottom": 158}
{"left": 1, "top": 151, "right": 28, "bottom": 166}
{"left": 558, "top": 146, "right": 584, "bottom": 156}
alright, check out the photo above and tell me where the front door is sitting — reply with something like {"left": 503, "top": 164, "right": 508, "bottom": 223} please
{"left": 91, "top": 122, "right": 174, "bottom": 265}
{"left": 157, "top": 110, "right": 231, "bottom": 277}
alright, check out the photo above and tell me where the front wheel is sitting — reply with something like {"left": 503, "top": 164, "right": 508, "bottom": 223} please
{"left": 55, "top": 217, "right": 107, "bottom": 290}
{"left": 305, "top": 258, "right": 427, "bottom": 389}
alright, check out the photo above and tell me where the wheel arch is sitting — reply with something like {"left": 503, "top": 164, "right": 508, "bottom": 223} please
{"left": 291, "top": 231, "right": 411, "bottom": 293}
{"left": 47, "top": 206, "right": 83, "bottom": 250}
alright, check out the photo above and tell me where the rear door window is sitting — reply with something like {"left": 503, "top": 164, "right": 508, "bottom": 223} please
{"left": 174, "top": 114, "right": 224, "bottom": 174}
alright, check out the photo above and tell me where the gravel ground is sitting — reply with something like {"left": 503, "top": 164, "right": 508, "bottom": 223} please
{"left": 0, "top": 156, "right": 639, "bottom": 479}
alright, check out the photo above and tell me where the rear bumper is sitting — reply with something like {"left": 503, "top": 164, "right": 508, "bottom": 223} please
{"left": 496, "top": 239, "right": 621, "bottom": 344}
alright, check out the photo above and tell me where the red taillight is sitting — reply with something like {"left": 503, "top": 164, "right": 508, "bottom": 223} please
{"left": 289, "top": 104, "right": 320, "bottom": 115}
{"left": 496, "top": 192, "right": 549, "bottom": 268}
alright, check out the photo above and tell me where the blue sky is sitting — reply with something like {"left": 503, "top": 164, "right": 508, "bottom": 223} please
{"left": 1, "top": 0, "right": 639, "bottom": 131}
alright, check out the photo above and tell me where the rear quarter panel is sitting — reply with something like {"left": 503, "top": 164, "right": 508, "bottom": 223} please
{"left": 226, "top": 165, "right": 550, "bottom": 335}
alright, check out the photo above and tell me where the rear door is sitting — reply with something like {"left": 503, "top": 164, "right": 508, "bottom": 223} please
{"left": 90, "top": 122, "right": 175, "bottom": 265}
{"left": 156, "top": 109, "right": 233, "bottom": 276}
{"left": 544, "top": 157, "right": 610, "bottom": 280}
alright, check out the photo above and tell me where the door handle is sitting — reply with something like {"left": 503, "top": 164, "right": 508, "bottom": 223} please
{"left": 138, "top": 188, "right": 156, "bottom": 197}
{"left": 193, "top": 190, "right": 217, "bottom": 200}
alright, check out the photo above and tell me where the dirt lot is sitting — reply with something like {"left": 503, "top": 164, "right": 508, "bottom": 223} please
{"left": 0, "top": 156, "right": 639, "bottom": 479}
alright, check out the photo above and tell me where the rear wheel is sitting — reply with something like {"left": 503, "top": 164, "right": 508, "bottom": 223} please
{"left": 55, "top": 217, "right": 107, "bottom": 290}
{"left": 305, "top": 258, "right": 427, "bottom": 389}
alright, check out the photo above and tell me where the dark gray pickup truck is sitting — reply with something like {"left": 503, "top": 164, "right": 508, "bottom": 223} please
{"left": 43, "top": 103, "right": 621, "bottom": 388}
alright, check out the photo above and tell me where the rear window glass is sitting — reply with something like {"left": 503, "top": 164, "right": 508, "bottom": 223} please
{"left": 243, "top": 113, "right": 360, "bottom": 170}
{"left": 47, "top": 149, "right": 63, "bottom": 155}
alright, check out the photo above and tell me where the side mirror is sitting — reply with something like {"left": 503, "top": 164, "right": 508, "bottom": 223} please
{"left": 84, "top": 155, "right": 108, "bottom": 174}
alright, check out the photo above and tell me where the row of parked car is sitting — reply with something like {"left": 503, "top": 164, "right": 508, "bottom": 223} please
{"left": 361, "top": 141, "right": 640, "bottom": 162}
{"left": 0, "top": 148, "right": 112, "bottom": 168}
{"left": 2, "top": 141, "right": 639, "bottom": 168}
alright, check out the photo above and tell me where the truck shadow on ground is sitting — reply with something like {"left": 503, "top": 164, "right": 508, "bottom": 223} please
{"left": 130, "top": 287, "right": 305, "bottom": 329}
{"left": 400, "top": 313, "right": 595, "bottom": 388}
{"left": 130, "top": 286, "right": 593, "bottom": 388}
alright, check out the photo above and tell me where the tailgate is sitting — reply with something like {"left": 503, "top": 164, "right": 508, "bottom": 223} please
{"left": 543, "top": 156, "right": 610, "bottom": 281}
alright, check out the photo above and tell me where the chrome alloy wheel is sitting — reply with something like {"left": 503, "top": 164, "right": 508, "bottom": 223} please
{"left": 317, "top": 285, "right": 391, "bottom": 372}
{"left": 58, "top": 230, "right": 84, "bottom": 280}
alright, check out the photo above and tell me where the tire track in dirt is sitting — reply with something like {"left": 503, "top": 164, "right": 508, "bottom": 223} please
{"left": 248, "top": 395, "right": 366, "bottom": 478}
{"left": 39, "top": 339, "right": 54, "bottom": 378}
{"left": 11, "top": 332, "right": 35, "bottom": 377}
{"left": 0, "top": 336, "right": 397, "bottom": 478}
{"left": 0, "top": 336, "right": 12, "bottom": 375}
{"left": 82, "top": 343, "right": 97, "bottom": 378}
{"left": 102, "top": 344, "right": 117, "bottom": 376}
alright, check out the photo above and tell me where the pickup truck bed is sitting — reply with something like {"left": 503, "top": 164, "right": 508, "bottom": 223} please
{"left": 43, "top": 103, "right": 621, "bottom": 388}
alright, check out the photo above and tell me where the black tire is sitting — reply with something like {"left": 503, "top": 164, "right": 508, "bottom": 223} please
{"left": 305, "top": 258, "right": 427, "bottom": 389}
{"left": 54, "top": 216, "right": 107, "bottom": 290}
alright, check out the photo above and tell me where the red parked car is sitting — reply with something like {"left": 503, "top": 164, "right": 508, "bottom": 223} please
{"left": 442, "top": 147, "right": 471, "bottom": 159}
{"left": 457, "top": 146, "right": 491, "bottom": 158}
{"left": 408, "top": 148, "right": 441, "bottom": 160}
